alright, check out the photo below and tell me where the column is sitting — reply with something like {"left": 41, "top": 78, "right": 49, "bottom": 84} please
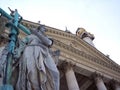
{"left": 64, "top": 62, "right": 80, "bottom": 90}
{"left": 94, "top": 74, "right": 107, "bottom": 90}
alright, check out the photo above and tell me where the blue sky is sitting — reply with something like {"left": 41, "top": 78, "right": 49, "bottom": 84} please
{"left": 0, "top": 0, "right": 120, "bottom": 64}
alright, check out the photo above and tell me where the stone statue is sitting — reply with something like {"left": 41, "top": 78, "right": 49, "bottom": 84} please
{"left": 16, "top": 25, "right": 60, "bottom": 90}
{"left": 0, "top": 25, "right": 60, "bottom": 90}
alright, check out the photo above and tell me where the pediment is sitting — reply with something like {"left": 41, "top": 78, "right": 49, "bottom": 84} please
{"left": 46, "top": 26, "right": 120, "bottom": 67}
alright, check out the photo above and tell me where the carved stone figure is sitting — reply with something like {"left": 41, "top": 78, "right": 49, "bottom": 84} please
{"left": 16, "top": 25, "right": 60, "bottom": 90}
{"left": 0, "top": 25, "right": 60, "bottom": 90}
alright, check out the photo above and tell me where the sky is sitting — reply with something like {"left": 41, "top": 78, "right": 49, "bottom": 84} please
{"left": 0, "top": 0, "right": 120, "bottom": 65}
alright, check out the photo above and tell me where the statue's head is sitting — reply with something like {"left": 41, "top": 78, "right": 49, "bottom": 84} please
{"left": 30, "top": 25, "right": 47, "bottom": 37}
{"left": 37, "top": 25, "right": 47, "bottom": 33}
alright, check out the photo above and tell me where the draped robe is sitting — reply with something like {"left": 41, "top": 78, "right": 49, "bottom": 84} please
{"left": 16, "top": 34, "right": 60, "bottom": 90}
{"left": 0, "top": 33, "right": 60, "bottom": 90}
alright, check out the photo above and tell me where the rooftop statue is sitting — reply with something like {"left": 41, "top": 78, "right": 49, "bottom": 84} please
{"left": 76, "top": 28, "right": 95, "bottom": 47}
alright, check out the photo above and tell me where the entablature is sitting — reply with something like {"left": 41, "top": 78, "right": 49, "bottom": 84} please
{"left": 53, "top": 39, "right": 120, "bottom": 81}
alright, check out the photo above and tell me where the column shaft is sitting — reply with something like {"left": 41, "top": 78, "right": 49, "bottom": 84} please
{"left": 65, "top": 64, "right": 80, "bottom": 90}
{"left": 95, "top": 76, "right": 107, "bottom": 90}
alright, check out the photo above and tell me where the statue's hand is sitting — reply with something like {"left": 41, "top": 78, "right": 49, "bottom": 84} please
{"left": 14, "top": 49, "right": 21, "bottom": 59}
{"left": 14, "top": 39, "right": 26, "bottom": 59}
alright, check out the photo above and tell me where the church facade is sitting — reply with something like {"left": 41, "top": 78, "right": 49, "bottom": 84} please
{"left": 0, "top": 17, "right": 120, "bottom": 90}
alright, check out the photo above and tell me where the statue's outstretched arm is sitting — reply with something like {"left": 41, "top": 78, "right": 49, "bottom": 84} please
{"left": 31, "top": 29, "right": 53, "bottom": 47}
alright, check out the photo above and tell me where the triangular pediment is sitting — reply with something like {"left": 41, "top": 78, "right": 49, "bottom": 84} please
{"left": 45, "top": 26, "right": 120, "bottom": 72}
